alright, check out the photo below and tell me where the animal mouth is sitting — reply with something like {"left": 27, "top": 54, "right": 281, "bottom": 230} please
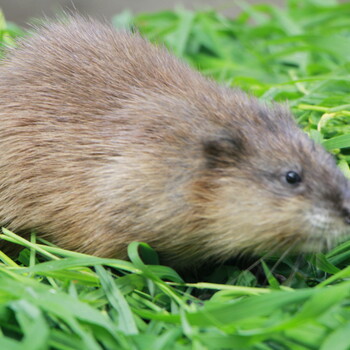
{"left": 299, "top": 209, "right": 350, "bottom": 252}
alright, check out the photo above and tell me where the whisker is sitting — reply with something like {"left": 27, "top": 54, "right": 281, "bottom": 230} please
{"left": 270, "top": 240, "right": 297, "bottom": 272}
{"left": 284, "top": 248, "right": 304, "bottom": 286}
{"left": 229, "top": 237, "right": 295, "bottom": 286}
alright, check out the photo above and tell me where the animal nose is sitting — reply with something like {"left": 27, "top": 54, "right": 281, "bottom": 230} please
{"left": 342, "top": 207, "right": 350, "bottom": 225}
{"left": 341, "top": 187, "right": 350, "bottom": 224}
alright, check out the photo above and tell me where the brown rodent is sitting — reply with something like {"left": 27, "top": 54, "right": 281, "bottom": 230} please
{"left": 0, "top": 17, "right": 349, "bottom": 267}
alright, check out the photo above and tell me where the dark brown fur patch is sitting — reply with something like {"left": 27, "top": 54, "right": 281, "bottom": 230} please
{"left": 203, "top": 130, "right": 249, "bottom": 169}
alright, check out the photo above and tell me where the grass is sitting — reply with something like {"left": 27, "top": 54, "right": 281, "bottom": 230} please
{"left": 1, "top": 0, "right": 350, "bottom": 349}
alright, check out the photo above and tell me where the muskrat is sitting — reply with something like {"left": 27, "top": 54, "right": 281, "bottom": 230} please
{"left": 0, "top": 17, "right": 349, "bottom": 267}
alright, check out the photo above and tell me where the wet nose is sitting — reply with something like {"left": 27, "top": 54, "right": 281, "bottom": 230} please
{"left": 342, "top": 207, "right": 350, "bottom": 225}
{"left": 340, "top": 186, "right": 350, "bottom": 224}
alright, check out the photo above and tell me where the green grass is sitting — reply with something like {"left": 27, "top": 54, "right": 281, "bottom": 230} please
{"left": 1, "top": 0, "right": 350, "bottom": 349}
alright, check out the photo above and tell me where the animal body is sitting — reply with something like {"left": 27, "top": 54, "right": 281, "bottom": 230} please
{"left": 0, "top": 17, "right": 349, "bottom": 267}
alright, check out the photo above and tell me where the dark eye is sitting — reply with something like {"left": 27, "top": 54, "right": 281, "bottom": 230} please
{"left": 285, "top": 171, "right": 302, "bottom": 185}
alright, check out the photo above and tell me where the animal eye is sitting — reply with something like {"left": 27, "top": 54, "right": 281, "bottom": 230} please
{"left": 285, "top": 171, "right": 302, "bottom": 185}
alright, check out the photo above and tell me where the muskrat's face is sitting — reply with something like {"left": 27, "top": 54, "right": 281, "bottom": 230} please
{"left": 197, "top": 103, "right": 350, "bottom": 261}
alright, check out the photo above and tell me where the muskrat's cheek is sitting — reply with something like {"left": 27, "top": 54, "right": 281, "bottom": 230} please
{"left": 306, "top": 206, "right": 349, "bottom": 236}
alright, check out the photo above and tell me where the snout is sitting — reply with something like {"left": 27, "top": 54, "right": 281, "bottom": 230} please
{"left": 342, "top": 207, "right": 350, "bottom": 225}
{"left": 340, "top": 188, "right": 350, "bottom": 225}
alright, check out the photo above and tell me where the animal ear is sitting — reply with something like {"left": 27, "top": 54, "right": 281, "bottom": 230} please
{"left": 203, "top": 133, "right": 246, "bottom": 168}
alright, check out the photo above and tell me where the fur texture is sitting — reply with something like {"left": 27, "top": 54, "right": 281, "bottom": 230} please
{"left": 0, "top": 17, "right": 349, "bottom": 267}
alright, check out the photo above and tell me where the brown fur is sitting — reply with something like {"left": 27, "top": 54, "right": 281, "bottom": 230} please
{"left": 0, "top": 17, "right": 349, "bottom": 267}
